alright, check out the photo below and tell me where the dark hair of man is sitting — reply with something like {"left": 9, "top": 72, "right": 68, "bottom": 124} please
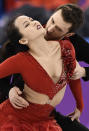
{"left": 6, "top": 15, "right": 29, "bottom": 54}
{"left": 55, "top": 4, "right": 84, "bottom": 32}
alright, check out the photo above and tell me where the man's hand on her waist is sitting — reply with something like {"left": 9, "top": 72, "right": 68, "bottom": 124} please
{"left": 9, "top": 86, "right": 29, "bottom": 109}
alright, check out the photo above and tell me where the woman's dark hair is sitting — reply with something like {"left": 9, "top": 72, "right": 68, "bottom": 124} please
{"left": 6, "top": 15, "right": 29, "bottom": 54}
{"left": 55, "top": 4, "right": 84, "bottom": 32}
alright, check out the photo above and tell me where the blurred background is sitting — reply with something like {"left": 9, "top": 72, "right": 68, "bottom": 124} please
{"left": 0, "top": 0, "right": 89, "bottom": 128}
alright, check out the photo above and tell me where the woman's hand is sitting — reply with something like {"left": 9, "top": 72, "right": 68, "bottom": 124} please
{"left": 66, "top": 108, "right": 81, "bottom": 122}
{"left": 9, "top": 86, "right": 29, "bottom": 109}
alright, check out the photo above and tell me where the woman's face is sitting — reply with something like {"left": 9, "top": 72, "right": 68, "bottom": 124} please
{"left": 14, "top": 15, "right": 46, "bottom": 41}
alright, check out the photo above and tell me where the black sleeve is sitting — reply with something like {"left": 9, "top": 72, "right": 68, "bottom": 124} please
{"left": 82, "top": 67, "right": 89, "bottom": 81}
{"left": 69, "top": 34, "right": 89, "bottom": 81}
{"left": 69, "top": 34, "right": 89, "bottom": 63}
{"left": 11, "top": 74, "right": 24, "bottom": 91}
{"left": 0, "top": 76, "right": 12, "bottom": 103}
{"left": 51, "top": 110, "right": 89, "bottom": 131}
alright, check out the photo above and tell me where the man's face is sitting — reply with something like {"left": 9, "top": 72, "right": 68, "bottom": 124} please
{"left": 45, "top": 9, "right": 72, "bottom": 40}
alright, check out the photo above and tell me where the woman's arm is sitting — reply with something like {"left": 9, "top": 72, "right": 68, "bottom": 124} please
{"left": 61, "top": 39, "right": 84, "bottom": 113}
{"left": 69, "top": 79, "right": 84, "bottom": 112}
{"left": 0, "top": 53, "right": 21, "bottom": 79}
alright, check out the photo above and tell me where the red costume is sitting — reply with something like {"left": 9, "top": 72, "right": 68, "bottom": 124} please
{"left": 0, "top": 40, "right": 82, "bottom": 131}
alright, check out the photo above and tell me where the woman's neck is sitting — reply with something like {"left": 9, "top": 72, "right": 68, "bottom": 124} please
{"left": 28, "top": 36, "right": 50, "bottom": 57}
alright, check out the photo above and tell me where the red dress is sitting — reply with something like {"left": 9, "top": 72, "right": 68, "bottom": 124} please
{"left": 0, "top": 40, "right": 76, "bottom": 131}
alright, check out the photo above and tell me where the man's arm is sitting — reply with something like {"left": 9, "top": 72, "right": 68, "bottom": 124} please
{"left": 9, "top": 74, "right": 29, "bottom": 109}
{"left": 9, "top": 86, "right": 29, "bottom": 109}
{"left": 71, "top": 61, "right": 86, "bottom": 80}
{"left": 11, "top": 74, "right": 24, "bottom": 91}
{"left": 0, "top": 76, "right": 12, "bottom": 103}
{"left": 69, "top": 34, "right": 89, "bottom": 63}
{"left": 69, "top": 34, "right": 89, "bottom": 81}
{"left": 82, "top": 67, "right": 89, "bottom": 81}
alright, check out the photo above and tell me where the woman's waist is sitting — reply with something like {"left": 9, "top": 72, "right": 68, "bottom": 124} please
{"left": 23, "top": 84, "right": 66, "bottom": 107}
